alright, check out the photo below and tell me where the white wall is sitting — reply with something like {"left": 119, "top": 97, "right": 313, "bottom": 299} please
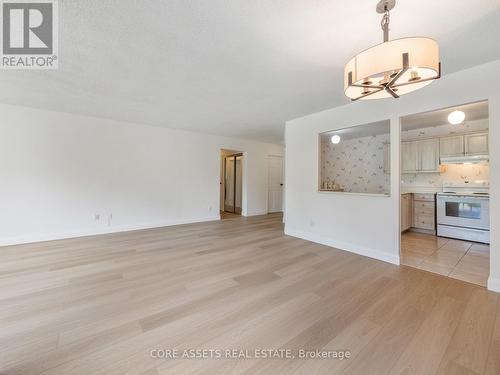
{"left": 0, "top": 104, "right": 283, "bottom": 246}
{"left": 285, "top": 60, "right": 500, "bottom": 292}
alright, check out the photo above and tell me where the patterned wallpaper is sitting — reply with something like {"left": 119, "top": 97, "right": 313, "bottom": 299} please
{"left": 320, "top": 133, "right": 390, "bottom": 194}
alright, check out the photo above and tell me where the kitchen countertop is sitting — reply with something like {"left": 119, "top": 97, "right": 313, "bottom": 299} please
{"left": 401, "top": 187, "right": 441, "bottom": 195}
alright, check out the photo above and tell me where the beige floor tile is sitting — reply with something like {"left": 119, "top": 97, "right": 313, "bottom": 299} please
{"left": 401, "top": 253, "right": 425, "bottom": 268}
{"left": 454, "top": 253, "right": 489, "bottom": 275}
{"left": 401, "top": 233, "right": 489, "bottom": 288}
{"left": 417, "top": 261, "right": 453, "bottom": 277}
{"left": 448, "top": 269, "right": 488, "bottom": 287}
{"left": 401, "top": 244, "right": 437, "bottom": 256}
{"left": 468, "top": 243, "right": 490, "bottom": 258}
{"left": 440, "top": 239, "right": 472, "bottom": 252}
{"left": 424, "top": 248, "right": 467, "bottom": 268}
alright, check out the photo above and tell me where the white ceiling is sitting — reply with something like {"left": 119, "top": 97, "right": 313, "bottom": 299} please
{"left": 1, "top": 0, "right": 499, "bottom": 143}
{"left": 402, "top": 100, "right": 489, "bottom": 131}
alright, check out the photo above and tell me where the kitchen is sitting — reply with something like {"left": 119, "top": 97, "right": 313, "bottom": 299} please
{"left": 399, "top": 101, "right": 490, "bottom": 287}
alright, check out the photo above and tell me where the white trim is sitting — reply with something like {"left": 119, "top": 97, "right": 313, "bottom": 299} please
{"left": 318, "top": 190, "right": 391, "bottom": 198}
{"left": 0, "top": 215, "right": 220, "bottom": 247}
{"left": 488, "top": 277, "right": 500, "bottom": 293}
{"left": 244, "top": 209, "right": 269, "bottom": 217}
{"left": 284, "top": 226, "right": 400, "bottom": 265}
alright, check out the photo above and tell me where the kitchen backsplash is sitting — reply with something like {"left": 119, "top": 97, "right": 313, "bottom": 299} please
{"left": 320, "top": 133, "right": 390, "bottom": 194}
{"left": 402, "top": 163, "right": 489, "bottom": 189}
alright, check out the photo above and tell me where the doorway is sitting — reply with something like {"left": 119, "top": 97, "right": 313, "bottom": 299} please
{"left": 399, "top": 100, "right": 490, "bottom": 287}
{"left": 220, "top": 150, "right": 243, "bottom": 217}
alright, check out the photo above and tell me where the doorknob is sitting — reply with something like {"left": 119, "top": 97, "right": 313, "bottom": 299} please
{"left": 280, "top": 183, "right": 283, "bottom": 186}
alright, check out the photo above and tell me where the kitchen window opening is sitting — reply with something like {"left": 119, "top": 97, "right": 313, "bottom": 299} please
{"left": 318, "top": 120, "right": 391, "bottom": 196}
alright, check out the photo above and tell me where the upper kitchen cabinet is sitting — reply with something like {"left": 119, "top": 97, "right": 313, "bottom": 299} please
{"left": 419, "top": 139, "right": 440, "bottom": 172}
{"left": 439, "top": 132, "right": 488, "bottom": 158}
{"left": 402, "top": 139, "right": 439, "bottom": 173}
{"left": 401, "top": 141, "right": 418, "bottom": 173}
{"left": 439, "top": 135, "right": 464, "bottom": 157}
{"left": 465, "top": 133, "right": 488, "bottom": 155}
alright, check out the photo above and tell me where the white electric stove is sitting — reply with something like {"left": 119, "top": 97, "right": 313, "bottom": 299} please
{"left": 437, "top": 182, "right": 490, "bottom": 243}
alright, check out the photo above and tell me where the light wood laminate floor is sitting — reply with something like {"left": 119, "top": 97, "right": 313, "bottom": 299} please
{"left": 401, "top": 232, "right": 490, "bottom": 287}
{"left": 1, "top": 214, "right": 499, "bottom": 375}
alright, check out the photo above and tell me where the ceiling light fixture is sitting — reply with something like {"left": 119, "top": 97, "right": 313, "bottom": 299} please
{"left": 448, "top": 110, "right": 466, "bottom": 125}
{"left": 344, "top": 0, "right": 441, "bottom": 101}
{"left": 331, "top": 135, "right": 341, "bottom": 144}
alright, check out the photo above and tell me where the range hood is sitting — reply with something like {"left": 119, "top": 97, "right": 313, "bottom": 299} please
{"left": 440, "top": 155, "right": 489, "bottom": 165}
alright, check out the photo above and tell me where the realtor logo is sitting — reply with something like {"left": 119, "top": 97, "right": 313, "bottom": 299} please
{"left": 1, "top": 0, "right": 58, "bottom": 69}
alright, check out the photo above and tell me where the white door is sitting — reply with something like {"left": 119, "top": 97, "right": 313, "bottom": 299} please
{"left": 268, "top": 156, "right": 283, "bottom": 213}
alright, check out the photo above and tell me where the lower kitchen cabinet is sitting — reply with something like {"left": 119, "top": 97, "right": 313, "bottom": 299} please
{"left": 401, "top": 194, "right": 413, "bottom": 232}
{"left": 412, "top": 193, "right": 436, "bottom": 234}
{"left": 401, "top": 193, "right": 436, "bottom": 234}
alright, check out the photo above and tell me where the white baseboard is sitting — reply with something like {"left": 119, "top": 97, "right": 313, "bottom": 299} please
{"left": 244, "top": 210, "right": 270, "bottom": 217}
{"left": 488, "top": 277, "right": 500, "bottom": 293}
{"left": 284, "top": 226, "right": 400, "bottom": 265}
{"left": 0, "top": 215, "right": 221, "bottom": 247}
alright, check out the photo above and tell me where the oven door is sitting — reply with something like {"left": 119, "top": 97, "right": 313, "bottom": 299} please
{"left": 437, "top": 195, "right": 490, "bottom": 230}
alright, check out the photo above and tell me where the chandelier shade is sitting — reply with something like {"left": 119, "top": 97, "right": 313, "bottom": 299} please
{"left": 344, "top": 37, "right": 440, "bottom": 101}
{"left": 344, "top": 1, "right": 441, "bottom": 101}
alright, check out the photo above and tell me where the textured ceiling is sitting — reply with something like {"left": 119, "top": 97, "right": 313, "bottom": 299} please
{"left": 1, "top": 0, "right": 499, "bottom": 143}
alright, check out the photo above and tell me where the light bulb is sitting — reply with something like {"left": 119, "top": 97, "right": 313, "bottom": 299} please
{"left": 448, "top": 111, "right": 465, "bottom": 125}
{"left": 331, "top": 135, "right": 341, "bottom": 144}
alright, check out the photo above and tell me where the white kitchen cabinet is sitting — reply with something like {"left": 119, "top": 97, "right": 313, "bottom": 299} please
{"left": 439, "top": 136, "right": 464, "bottom": 157}
{"left": 402, "top": 141, "right": 418, "bottom": 173}
{"left": 465, "top": 133, "right": 488, "bottom": 155}
{"left": 419, "top": 139, "right": 440, "bottom": 172}
{"left": 401, "top": 194, "right": 413, "bottom": 232}
{"left": 402, "top": 139, "right": 439, "bottom": 173}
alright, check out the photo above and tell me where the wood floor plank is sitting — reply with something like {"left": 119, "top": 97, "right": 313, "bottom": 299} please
{"left": 436, "top": 288, "right": 498, "bottom": 375}
{"left": 484, "top": 300, "right": 500, "bottom": 375}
